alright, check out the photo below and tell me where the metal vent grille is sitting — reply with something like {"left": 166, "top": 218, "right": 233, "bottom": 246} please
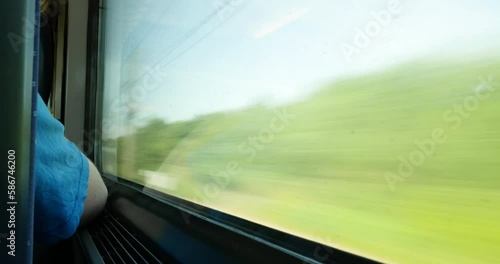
{"left": 88, "top": 212, "right": 164, "bottom": 264}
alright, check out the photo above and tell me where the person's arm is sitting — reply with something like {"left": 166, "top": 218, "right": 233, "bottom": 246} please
{"left": 79, "top": 158, "right": 108, "bottom": 227}
{"left": 34, "top": 93, "right": 108, "bottom": 244}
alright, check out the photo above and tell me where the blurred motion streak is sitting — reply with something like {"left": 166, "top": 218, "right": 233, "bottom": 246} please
{"left": 101, "top": 0, "right": 500, "bottom": 263}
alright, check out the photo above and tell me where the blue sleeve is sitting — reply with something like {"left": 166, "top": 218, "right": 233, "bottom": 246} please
{"left": 34, "top": 94, "right": 89, "bottom": 244}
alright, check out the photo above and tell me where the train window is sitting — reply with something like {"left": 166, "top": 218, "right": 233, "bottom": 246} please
{"left": 100, "top": 0, "right": 500, "bottom": 263}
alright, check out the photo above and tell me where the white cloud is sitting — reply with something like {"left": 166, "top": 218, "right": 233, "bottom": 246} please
{"left": 254, "top": 7, "right": 309, "bottom": 39}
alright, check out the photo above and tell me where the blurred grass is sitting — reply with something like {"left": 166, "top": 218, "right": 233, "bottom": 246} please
{"left": 105, "top": 58, "right": 500, "bottom": 263}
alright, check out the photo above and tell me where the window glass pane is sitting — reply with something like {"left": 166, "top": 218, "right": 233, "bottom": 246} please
{"left": 101, "top": 0, "right": 500, "bottom": 262}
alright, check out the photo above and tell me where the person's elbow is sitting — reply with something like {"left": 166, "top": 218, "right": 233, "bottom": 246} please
{"left": 79, "top": 158, "right": 108, "bottom": 227}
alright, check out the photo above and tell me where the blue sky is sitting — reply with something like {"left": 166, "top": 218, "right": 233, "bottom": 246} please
{"left": 102, "top": 0, "right": 500, "bottom": 132}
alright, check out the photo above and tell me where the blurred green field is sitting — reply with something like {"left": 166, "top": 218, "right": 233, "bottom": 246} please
{"left": 105, "top": 58, "right": 500, "bottom": 263}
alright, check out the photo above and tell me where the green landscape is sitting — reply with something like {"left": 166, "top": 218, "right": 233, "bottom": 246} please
{"left": 104, "top": 58, "right": 500, "bottom": 263}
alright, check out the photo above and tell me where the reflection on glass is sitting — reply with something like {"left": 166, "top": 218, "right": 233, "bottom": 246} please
{"left": 101, "top": 0, "right": 500, "bottom": 263}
